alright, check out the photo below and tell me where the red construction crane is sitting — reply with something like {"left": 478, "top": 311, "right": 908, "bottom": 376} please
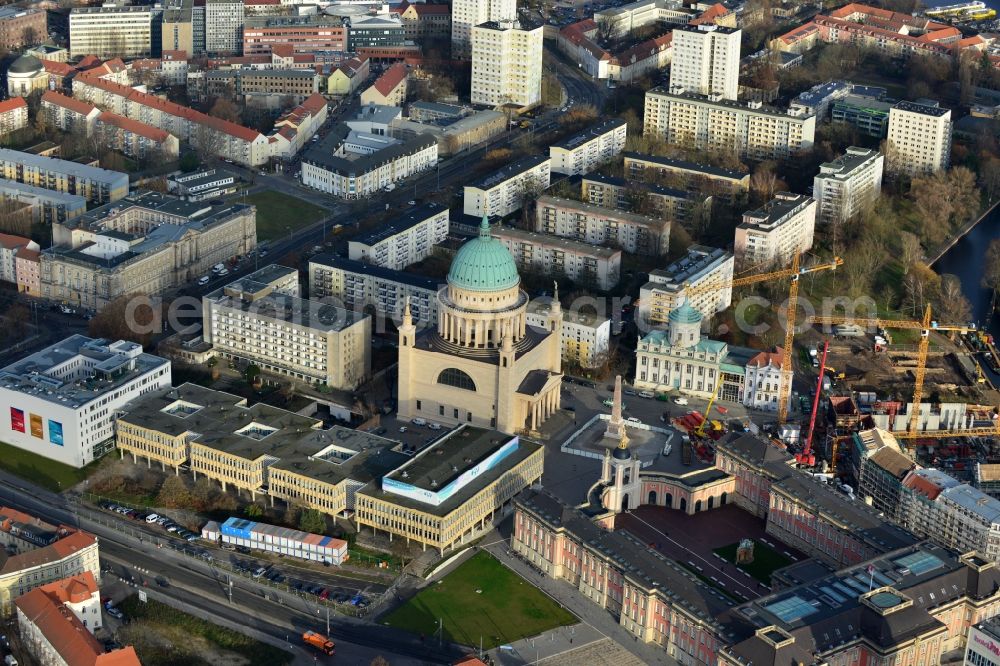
{"left": 797, "top": 339, "right": 828, "bottom": 466}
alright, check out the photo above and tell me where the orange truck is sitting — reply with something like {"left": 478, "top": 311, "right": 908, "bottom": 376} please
{"left": 303, "top": 630, "right": 335, "bottom": 656}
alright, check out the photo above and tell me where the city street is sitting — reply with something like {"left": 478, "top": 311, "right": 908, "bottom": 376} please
{"left": 0, "top": 472, "right": 462, "bottom": 665}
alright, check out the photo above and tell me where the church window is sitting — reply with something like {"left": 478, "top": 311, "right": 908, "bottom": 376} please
{"left": 438, "top": 368, "right": 476, "bottom": 391}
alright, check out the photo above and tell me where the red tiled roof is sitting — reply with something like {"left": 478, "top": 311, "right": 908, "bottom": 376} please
{"left": 271, "top": 43, "right": 294, "bottom": 58}
{"left": 76, "top": 72, "right": 263, "bottom": 142}
{"left": 39, "top": 571, "right": 98, "bottom": 605}
{"left": 76, "top": 55, "right": 101, "bottom": 69}
{"left": 129, "top": 58, "right": 162, "bottom": 71}
{"left": 42, "top": 59, "right": 76, "bottom": 76}
{"left": 162, "top": 50, "right": 188, "bottom": 61}
{"left": 0, "top": 97, "right": 27, "bottom": 114}
{"left": 373, "top": 62, "right": 407, "bottom": 96}
{"left": 902, "top": 471, "right": 947, "bottom": 500}
{"left": 2, "top": 530, "right": 96, "bottom": 575}
{"left": 613, "top": 32, "right": 672, "bottom": 65}
{"left": 747, "top": 347, "right": 785, "bottom": 370}
{"left": 98, "top": 111, "right": 172, "bottom": 143}
{"left": 410, "top": 3, "right": 449, "bottom": 15}
{"left": 689, "top": 3, "right": 730, "bottom": 25}
{"left": 301, "top": 92, "right": 326, "bottom": 114}
{"left": 0, "top": 232, "right": 32, "bottom": 250}
{"left": 14, "top": 582, "right": 142, "bottom": 666}
{"left": 16, "top": 247, "right": 40, "bottom": 262}
{"left": 41, "top": 91, "right": 97, "bottom": 116}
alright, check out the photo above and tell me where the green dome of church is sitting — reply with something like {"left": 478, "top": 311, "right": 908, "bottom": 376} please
{"left": 669, "top": 301, "right": 704, "bottom": 325}
{"left": 447, "top": 216, "right": 521, "bottom": 292}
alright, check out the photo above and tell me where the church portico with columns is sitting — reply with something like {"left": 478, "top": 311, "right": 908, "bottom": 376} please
{"left": 397, "top": 215, "right": 563, "bottom": 435}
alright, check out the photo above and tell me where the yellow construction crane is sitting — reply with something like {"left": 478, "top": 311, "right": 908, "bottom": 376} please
{"left": 809, "top": 304, "right": 977, "bottom": 435}
{"left": 695, "top": 379, "right": 721, "bottom": 438}
{"left": 679, "top": 253, "right": 843, "bottom": 424}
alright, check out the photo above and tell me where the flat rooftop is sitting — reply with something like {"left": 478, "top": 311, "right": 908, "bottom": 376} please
{"left": 623, "top": 151, "right": 748, "bottom": 181}
{"left": 582, "top": 172, "right": 691, "bottom": 200}
{"left": 492, "top": 225, "right": 621, "bottom": 258}
{"left": 205, "top": 277, "right": 365, "bottom": 333}
{"left": 740, "top": 193, "right": 813, "bottom": 230}
{"left": 0, "top": 177, "right": 87, "bottom": 207}
{"left": 536, "top": 195, "right": 663, "bottom": 228}
{"left": 0, "top": 335, "right": 169, "bottom": 409}
{"left": 648, "top": 245, "right": 732, "bottom": 290}
{"left": 893, "top": 100, "right": 950, "bottom": 117}
{"left": 552, "top": 117, "right": 626, "bottom": 150}
{"left": 353, "top": 203, "right": 446, "bottom": 246}
{"left": 309, "top": 253, "right": 441, "bottom": 292}
{"left": 120, "top": 383, "right": 406, "bottom": 487}
{"left": 468, "top": 154, "right": 550, "bottom": 190}
{"left": 818, "top": 147, "right": 881, "bottom": 179}
{"left": 0, "top": 148, "right": 128, "bottom": 184}
{"left": 360, "top": 427, "right": 542, "bottom": 516}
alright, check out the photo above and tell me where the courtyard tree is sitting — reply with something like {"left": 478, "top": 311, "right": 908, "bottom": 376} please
{"left": 299, "top": 509, "right": 326, "bottom": 534}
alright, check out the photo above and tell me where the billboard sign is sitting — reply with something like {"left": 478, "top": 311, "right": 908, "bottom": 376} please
{"left": 29, "top": 413, "right": 43, "bottom": 439}
{"left": 48, "top": 420, "right": 63, "bottom": 446}
{"left": 10, "top": 407, "right": 24, "bottom": 433}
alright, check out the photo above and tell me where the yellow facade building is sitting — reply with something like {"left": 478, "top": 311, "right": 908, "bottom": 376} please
{"left": 355, "top": 426, "right": 543, "bottom": 554}
{"left": 116, "top": 383, "right": 406, "bottom": 511}
{"left": 397, "top": 216, "right": 563, "bottom": 434}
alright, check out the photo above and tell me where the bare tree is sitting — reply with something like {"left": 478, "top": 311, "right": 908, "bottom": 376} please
{"left": 595, "top": 15, "right": 617, "bottom": 46}
{"left": 20, "top": 26, "right": 37, "bottom": 48}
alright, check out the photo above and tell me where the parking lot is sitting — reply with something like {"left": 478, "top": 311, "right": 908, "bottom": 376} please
{"left": 90, "top": 501, "right": 384, "bottom": 610}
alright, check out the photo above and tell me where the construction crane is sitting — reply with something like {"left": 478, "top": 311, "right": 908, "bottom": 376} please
{"left": 696, "top": 380, "right": 722, "bottom": 438}
{"left": 809, "top": 304, "right": 977, "bottom": 435}
{"left": 798, "top": 339, "right": 829, "bottom": 466}
{"left": 678, "top": 253, "right": 844, "bottom": 424}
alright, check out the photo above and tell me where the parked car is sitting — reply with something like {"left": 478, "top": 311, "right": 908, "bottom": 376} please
{"left": 145, "top": 513, "right": 160, "bottom": 524}
{"left": 673, "top": 397, "right": 689, "bottom": 405}
{"left": 105, "top": 604, "right": 124, "bottom": 620}
{"left": 198, "top": 276, "right": 211, "bottom": 286}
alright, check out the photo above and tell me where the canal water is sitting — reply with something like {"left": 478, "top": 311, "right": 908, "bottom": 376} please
{"left": 933, "top": 205, "right": 1000, "bottom": 337}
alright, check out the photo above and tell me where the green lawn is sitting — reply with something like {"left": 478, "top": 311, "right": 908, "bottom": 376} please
{"left": 0, "top": 440, "right": 101, "bottom": 492}
{"left": 241, "top": 190, "right": 328, "bottom": 241}
{"left": 383, "top": 551, "right": 576, "bottom": 648}
{"left": 118, "top": 596, "right": 293, "bottom": 666}
{"left": 714, "top": 540, "right": 793, "bottom": 585}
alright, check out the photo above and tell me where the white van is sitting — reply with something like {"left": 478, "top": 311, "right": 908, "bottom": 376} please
{"left": 638, "top": 391, "right": 655, "bottom": 399}
{"left": 427, "top": 422, "right": 442, "bottom": 430}
{"left": 212, "top": 263, "right": 225, "bottom": 273}
{"left": 145, "top": 513, "right": 160, "bottom": 524}
{"left": 411, "top": 418, "right": 427, "bottom": 426}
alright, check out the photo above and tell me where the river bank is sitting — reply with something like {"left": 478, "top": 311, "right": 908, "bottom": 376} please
{"left": 934, "top": 201, "right": 1000, "bottom": 337}
{"left": 928, "top": 199, "right": 1000, "bottom": 265}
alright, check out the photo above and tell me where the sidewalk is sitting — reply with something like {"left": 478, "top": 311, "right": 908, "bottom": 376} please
{"left": 482, "top": 541, "right": 679, "bottom": 666}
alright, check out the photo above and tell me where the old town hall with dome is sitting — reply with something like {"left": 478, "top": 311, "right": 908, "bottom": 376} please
{"left": 397, "top": 216, "right": 563, "bottom": 434}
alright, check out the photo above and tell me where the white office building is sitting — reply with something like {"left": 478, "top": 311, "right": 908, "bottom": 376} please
{"left": 639, "top": 245, "right": 733, "bottom": 329}
{"left": 534, "top": 195, "right": 669, "bottom": 257}
{"left": 644, "top": 88, "right": 816, "bottom": 161}
{"left": 734, "top": 192, "right": 816, "bottom": 267}
{"left": 0, "top": 335, "right": 171, "bottom": 467}
{"left": 471, "top": 21, "right": 543, "bottom": 109}
{"left": 452, "top": 0, "right": 515, "bottom": 59}
{"left": 347, "top": 204, "right": 449, "bottom": 271}
{"left": 526, "top": 300, "right": 611, "bottom": 369}
{"left": 669, "top": 24, "right": 741, "bottom": 101}
{"left": 492, "top": 226, "right": 622, "bottom": 291}
{"left": 202, "top": 265, "right": 372, "bottom": 390}
{"left": 69, "top": 6, "right": 153, "bottom": 59}
{"left": 205, "top": 0, "right": 244, "bottom": 54}
{"left": 813, "top": 146, "right": 884, "bottom": 226}
{"left": 549, "top": 118, "right": 627, "bottom": 176}
{"left": 308, "top": 254, "right": 442, "bottom": 331}
{"left": 887, "top": 100, "right": 952, "bottom": 176}
{"left": 464, "top": 154, "right": 551, "bottom": 218}
{"left": 964, "top": 620, "right": 1000, "bottom": 666}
